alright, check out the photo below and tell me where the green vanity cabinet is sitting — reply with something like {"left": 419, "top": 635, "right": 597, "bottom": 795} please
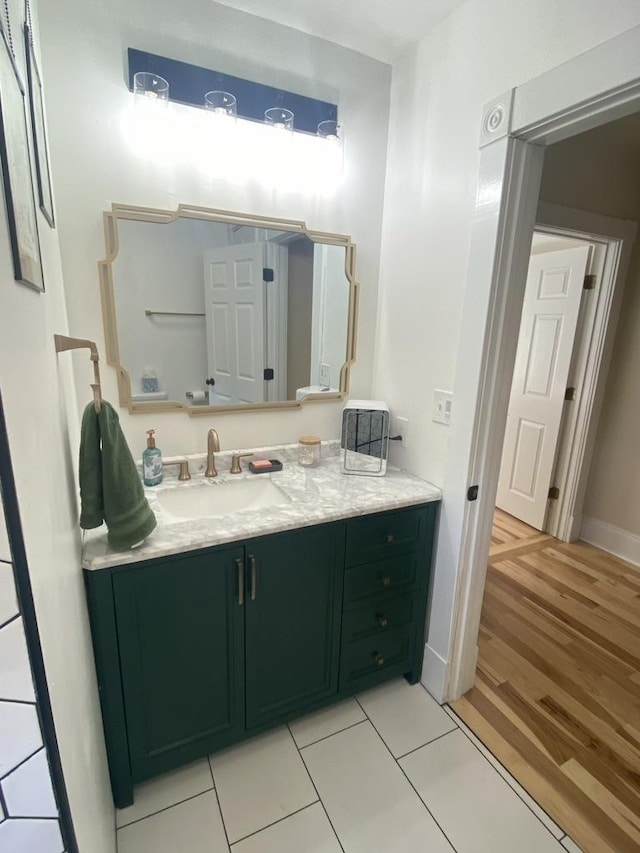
{"left": 112, "top": 547, "right": 245, "bottom": 784}
{"left": 244, "top": 525, "right": 344, "bottom": 729}
{"left": 84, "top": 502, "right": 438, "bottom": 808}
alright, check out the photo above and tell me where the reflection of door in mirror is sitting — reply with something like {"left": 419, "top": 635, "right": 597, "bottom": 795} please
{"left": 203, "top": 241, "right": 288, "bottom": 406}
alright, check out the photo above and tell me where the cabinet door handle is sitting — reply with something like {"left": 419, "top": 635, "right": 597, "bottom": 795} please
{"left": 377, "top": 613, "right": 389, "bottom": 628}
{"left": 249, "top": 554, "right": 257, "bottom": 601}
{"left": 381, "top": 576, "right": 392, "bottom": 588}
{"left": 386, "top": 533, "right": 395, "bottom": 544}
{"left": 236, "top": 558, "right": 244, "bottom": 606}
{"left": 373, "top": 652, "right": 385, "bottom": 666}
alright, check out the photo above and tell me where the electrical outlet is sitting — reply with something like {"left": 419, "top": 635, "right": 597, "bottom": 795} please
{"left": 391, "top": 415, "right": 409, "bottom": 447}
{"left": 432, "top": 389, "right": 453, "bottom": 425}
{"left": 319, "top": 363, "right": 331, "bottom": 386}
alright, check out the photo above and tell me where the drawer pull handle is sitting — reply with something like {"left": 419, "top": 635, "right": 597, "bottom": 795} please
{"left": 381, "top": 576, "right": 392, "bottom": 588}
{"left": 377, "top": 614, "right": 389, "bottom": 628}
{"left": 373, "top": 652, "right": 385, "bottom": 666}
{"left": 386, "top": 533, "right": 395, "bottom": 544}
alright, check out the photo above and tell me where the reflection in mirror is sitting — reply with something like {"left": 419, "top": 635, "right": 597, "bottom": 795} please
{"left": 104, "top": 210, "right": 356, "bottom": 412}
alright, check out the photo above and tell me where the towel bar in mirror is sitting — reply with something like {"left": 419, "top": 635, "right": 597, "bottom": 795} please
{"left": 98, "top": 204, "right": 359, "bottom": 416}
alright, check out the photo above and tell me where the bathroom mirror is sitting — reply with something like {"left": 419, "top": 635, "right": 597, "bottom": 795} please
{"left": 98, "top": 204, "right": 358, "bottom": 414}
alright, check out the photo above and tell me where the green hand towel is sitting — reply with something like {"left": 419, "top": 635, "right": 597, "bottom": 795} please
{"left": 79, "top": 402, "right": 103, "bottom": 529}
{"left": 79, "top": 401, "right": 156, "bottom": 550}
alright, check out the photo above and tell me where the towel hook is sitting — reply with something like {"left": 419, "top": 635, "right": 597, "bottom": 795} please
{"left": 54, "top": 334, "right": 103, "bottom": 413}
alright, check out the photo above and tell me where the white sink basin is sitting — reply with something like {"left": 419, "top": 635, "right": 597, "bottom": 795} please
{"left": 157, "top": 478, "right": 290, "bottom": 520}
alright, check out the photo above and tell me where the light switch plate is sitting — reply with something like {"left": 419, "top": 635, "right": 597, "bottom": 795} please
{"left": 432, "top": 389, "right": 453, "bottom": 425}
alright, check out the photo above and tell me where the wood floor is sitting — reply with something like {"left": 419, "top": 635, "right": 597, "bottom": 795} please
{"left": 451, "top": 509, "right": 640, "bottom": 853}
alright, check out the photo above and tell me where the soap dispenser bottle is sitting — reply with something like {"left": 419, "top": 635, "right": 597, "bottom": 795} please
{"left": 143, "top": 429, "right": 163, "bottom": 486}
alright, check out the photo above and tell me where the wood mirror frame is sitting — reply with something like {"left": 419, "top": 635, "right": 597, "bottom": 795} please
{"left": 98, "top": 203, "right": 359, "bottom": 416}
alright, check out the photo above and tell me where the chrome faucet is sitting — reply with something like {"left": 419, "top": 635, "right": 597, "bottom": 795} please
{"left": 205, "top": 428, "right": 220, "bottom": 478}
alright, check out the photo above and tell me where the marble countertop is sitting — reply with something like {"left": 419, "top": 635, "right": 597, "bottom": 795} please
{"left": 82, "top": 442, "right": 441, "bottom": 571}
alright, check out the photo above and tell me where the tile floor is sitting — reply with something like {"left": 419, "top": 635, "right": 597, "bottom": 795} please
{"left": 116, "top": 678, "right": 586, "bottom": 853}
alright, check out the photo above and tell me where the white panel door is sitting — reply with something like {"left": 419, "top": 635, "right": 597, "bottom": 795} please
{"left": 496, "top": 245, "right": 590, "bottom": 529}
{"left": 203, "top": 243, "right": 265, "bottom": 404}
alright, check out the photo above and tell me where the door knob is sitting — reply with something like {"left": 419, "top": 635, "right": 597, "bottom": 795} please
{"left": 377, "top": 613, "right": 389, "bottom": 628}
{"left": 381, "top": 576, "right": 392, "bottom": 588}
{"left": 373, "top": 653, "right": 385, "bottom": 666}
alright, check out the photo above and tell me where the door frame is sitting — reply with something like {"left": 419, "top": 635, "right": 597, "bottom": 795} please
{"left": 440, "top": 24, "right": 640, "bottom": 701}
{"left": 533, "top": 206, "right": 637, "bottom": 542}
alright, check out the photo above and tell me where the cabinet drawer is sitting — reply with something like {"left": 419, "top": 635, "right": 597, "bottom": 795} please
{"left": 344, "top": 553, "right": 421, "bottom": 608}
{"left": 345, "top": 506, "right": 427, "bottom": 567}
{"left": 339, "top": 626, "right": 415, "bottom": 691}
{"left": 342, "top": 592, "right": 421, "bottom": 643}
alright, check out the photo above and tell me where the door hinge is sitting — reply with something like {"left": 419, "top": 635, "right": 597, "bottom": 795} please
{"left": 263, "top": 368, "right": 274, "bottom": 381}
{"left": 564, "top": 387, "right": 576, "bottom": 401}
{"left": 583, "top": 274, "right": 596, "bottom": 290}
{"left": 548, "top": 486, "right": 560, "bottom": 500}
{"left": 263, "top": 267, "right": 274, "bottom": 282}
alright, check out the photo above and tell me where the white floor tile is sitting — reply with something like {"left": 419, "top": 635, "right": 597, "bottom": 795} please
{"left": 302, "top": 720, "right": 453, "bottom": 853}
{"left": 211, "top": 727, "right": 317, "bottom": 844}
{"left": 0, "top": 817, "right": 64, "bottom": 852}
{"left": 289, "top": 699, "right": 365, "bottom": 748}
{"left": 358, "top": 679, "right": 456, "bottom": 758}
{"left": 116, "top": 758, "right": 214, "bottom": 828}
{"left": 400, "top": 729, "right": 562, "bottom": 853}
{"left": 562, "top": 839, "right": 586, "bottom": 853}
{"left": 0, "top": 701, "right": 42, "bottom": 776}
{"left": 117, "top": 790, "right": 228, "bottom": 853}
{"left": 0, "top": 617, "right": 36, "bottom": 703}
{"left": 444, "top": 706, "right": 565, "bottom": 838}
{"left": 231, "top": 802, "right": 341, "bottom": 853}
{"left": 0, "top": 562, "right": 18, "bottom": 626}
{"left": 2, "top": 748, "right": 58, "bottom": 818}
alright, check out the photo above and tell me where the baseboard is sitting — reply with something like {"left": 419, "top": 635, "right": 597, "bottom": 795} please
{"left": 420, "top": 644, "right": 449, "bottom": 704}
{"left": 580, "top": 516, "right": 640, "bottom": 568}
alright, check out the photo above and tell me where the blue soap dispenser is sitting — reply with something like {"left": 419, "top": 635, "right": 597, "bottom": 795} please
{"left": 143, "top": 429, "right": 163, "bottom": 486}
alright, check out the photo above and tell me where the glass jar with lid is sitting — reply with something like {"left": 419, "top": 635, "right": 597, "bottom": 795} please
{"left": 298, "top": 436, "right": 321, "bottom": 468}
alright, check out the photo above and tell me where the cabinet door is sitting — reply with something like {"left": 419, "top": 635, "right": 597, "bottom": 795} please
{"left": 113, "top": 547, "right": 245, "bottom": 782}
{"left": 245, "top": 525, "right": 344, "bottom": 729}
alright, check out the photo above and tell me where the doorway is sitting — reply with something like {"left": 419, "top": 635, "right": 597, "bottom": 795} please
{"left": 444, "top": 35, "right": 640, "bottom": 853}
{"left": 495, "top": 209, "right": 635, "bottom": 542}
{"left": 445, "top": 30, "right": 640, "bottom": 704}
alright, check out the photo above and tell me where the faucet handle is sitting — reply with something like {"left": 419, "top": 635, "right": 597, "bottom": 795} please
{"left": 164, "top": 459, "right": 191, "bottom": 481}
{"left": 230, "top": 452, "right": 253, "bottom": 474}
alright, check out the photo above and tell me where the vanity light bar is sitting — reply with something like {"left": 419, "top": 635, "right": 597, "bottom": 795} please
{"left": 127, "top": 48, "right": 338, "bottom": 135}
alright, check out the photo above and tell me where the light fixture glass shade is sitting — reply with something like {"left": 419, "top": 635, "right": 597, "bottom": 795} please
{"left": 133, "top": 72, "right": 169, "bottom": 104}
{"left": 317, "top": 120, "right": 341, "bottom": 140}
{"left": 204, "top": 91, "right": 237, "bottom": 117}
{"left": 265, "top": 107, "right": 294, "bottom": 131}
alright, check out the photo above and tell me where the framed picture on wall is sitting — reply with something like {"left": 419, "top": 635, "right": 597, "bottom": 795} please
{"left": 0, "top": 25, "right": 44, "bottom": 291}
{"left": 24, "top": 24, "right": 54, "bottom": 228}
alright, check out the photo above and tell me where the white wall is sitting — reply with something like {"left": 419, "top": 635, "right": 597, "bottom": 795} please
{"left": 115, "top": 218, "right": 225, "bottom": 402}
{"left": 374, "top": 0, "right": 640, "bottom": 696}
{"left": 39, "top": 0, "right": 391, "bottom": 457}
{"left": 0, "top": 2, "right": 114, "bottom": 849}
